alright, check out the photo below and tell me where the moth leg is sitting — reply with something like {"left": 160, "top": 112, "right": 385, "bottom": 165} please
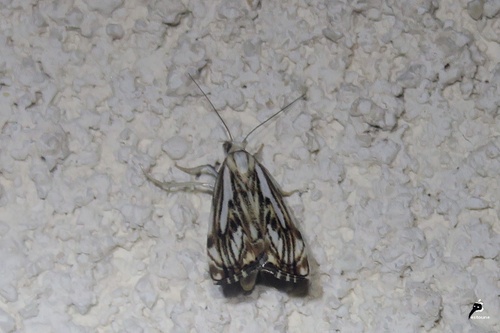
{"left": 253, "top": 144, "right": 265, "bottom": 160}
{"left": 176, "top": 164, "right": 218, "bottom": 178}
{"left": 141, "top": 166, "right": 214, "bottom": 193}
{"left": 279, "top": 184, "right": 311, "bottom": 197}
{"left": 280, "top": 188, "right": 302, "bottom": 197}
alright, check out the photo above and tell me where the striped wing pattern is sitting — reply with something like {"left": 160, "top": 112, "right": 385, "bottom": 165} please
{"left": 206, "top": 150, "right": 309, "bottom": 291}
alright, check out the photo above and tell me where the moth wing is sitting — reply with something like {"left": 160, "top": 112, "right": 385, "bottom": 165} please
{"left": 254, "top": 162, "right": 310, "bottom": 282}
{"left": 206, "top": 161, "right": 263, "bottom": 289}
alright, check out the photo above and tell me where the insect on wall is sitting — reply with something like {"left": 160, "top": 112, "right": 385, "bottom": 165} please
{"left": 143, "top": 74, "right": 310, "bottom": 295}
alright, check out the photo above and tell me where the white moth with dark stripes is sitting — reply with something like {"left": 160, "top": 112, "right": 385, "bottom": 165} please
{"left": 144, "top": 76, "right": 309, "bottom": 291}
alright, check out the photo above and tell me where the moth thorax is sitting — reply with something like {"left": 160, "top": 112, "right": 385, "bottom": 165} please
{"left": 232, "top": 150, "right": 251, "bottom": 175}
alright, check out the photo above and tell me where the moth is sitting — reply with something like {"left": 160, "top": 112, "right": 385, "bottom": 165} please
{"left": 144, "top": 75, "right": 309, "bottom": 291}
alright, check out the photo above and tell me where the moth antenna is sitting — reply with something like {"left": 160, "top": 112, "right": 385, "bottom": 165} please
{"left": 243, "top": 93, "right": 306, "bottom": 143}
{"left": 188, "top": 73, "right": 233, "bottom": 142}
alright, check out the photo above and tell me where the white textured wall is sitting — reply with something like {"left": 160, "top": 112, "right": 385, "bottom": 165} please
{"left": 0, "top": 0, "right": 498, "bottom": 332}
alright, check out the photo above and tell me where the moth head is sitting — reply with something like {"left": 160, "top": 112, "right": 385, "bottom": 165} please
{"left": 223, "top": 140, "right": 248, "bottom": 154}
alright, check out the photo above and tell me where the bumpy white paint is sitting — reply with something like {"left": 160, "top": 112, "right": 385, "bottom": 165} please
{"left": 0, "top": 0, "right": 498, "bottom": 332}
